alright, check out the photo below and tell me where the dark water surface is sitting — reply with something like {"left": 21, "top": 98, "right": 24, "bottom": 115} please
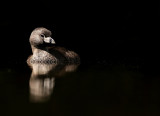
{"left": 0, "top": 58, "right": 160, "bottom": 116}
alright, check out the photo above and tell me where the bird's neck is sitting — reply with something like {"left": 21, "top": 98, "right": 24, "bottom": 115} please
{"left": 31, "top": 46, "right": 49, "bottom": 56}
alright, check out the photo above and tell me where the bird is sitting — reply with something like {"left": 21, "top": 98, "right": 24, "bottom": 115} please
{"left": 27, "top": 27, "right": 80, "bottom": 64}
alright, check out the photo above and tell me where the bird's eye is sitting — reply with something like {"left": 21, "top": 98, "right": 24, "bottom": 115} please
{"left": 40, "top": 34, "right": 45, "bottom": 38}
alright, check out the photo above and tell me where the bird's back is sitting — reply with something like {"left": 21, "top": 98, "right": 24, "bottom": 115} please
{"left": 48, "top": 46, "right": 80, "bottom": 64}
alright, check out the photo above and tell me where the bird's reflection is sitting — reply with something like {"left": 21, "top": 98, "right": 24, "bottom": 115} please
{"left": 27, "top": 62, "right": 79, "bottom": 102}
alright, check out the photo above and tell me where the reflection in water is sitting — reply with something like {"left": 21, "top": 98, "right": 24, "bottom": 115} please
{"left": 27, "top": 62, "right": 79, "bottom": 102}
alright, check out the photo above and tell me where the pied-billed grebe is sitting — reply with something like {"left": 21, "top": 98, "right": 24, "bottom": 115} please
{"left": 27, "top": 27, "right": 80, "bottom": 64}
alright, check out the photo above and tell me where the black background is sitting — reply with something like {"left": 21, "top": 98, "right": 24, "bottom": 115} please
{"left": 0, "top": 1, "right": 159, "bottom": 73}
{"left": 0, "top": 1, "right": 160, "bottom": 116}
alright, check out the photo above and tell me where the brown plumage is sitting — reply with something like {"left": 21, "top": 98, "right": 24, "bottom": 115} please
{"left": 27, "top": 27, "right": 80, "bottom": 64}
